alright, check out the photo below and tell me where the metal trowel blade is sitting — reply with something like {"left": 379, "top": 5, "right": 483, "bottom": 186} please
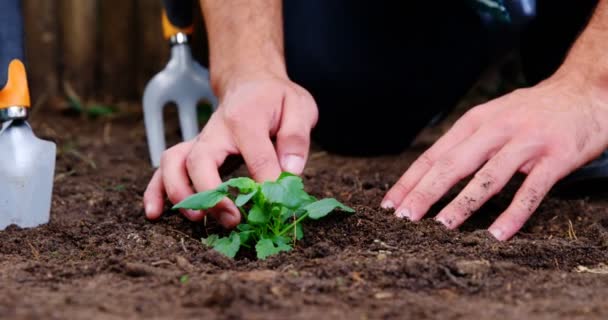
{"left": 0, "top": 120, "right": 56, "bottom": 230}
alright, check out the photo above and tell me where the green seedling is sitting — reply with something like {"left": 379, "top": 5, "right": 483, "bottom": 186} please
{"left": 173, "top": 172, "right": 354, "bottom": 259}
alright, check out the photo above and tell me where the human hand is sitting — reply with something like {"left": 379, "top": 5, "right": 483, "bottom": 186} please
{"left": 143, "top": 72, "right": 318, "bottom": 228}
{"left": 382, "top": 73, "right": 608, "bottom": 240}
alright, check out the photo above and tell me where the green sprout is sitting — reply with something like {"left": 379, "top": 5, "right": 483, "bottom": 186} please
{"left": 173, "top": 172, "right": 354, "bottom": 259}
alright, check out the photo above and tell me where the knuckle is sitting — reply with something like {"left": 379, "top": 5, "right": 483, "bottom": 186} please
{"left": 222, "top": 106, "right": 246, "bottom": 128}
{"left": 277, "top": 130, "right": 309, "bottom": 147}
{"left": 185, "top": 153, "right": 198, "bottom": 173}
{"left": 461, "top": 106, "right": 484, "bottom": 123}
{"left": 408, "top": 189, "right": 434, "bottom": 205}
{"left": 415, "top": 153, "right": 435, "bottom": 169}
{"left": 165, "top": 186, "right": 182, "bottom": 203}
{"left": 247, "top": 156, "right": 273, "bottom": 176}
{"left": 159, "top": 149, "right": 173, "bottom": 167}
{"left": 474, "top": 170, "right": 500, "bottom": 193}
{"left": 453, "top": 194, "right": 478, "bottom": 218}
{"left": 392, "top": 180, "right": 412, "bottom": 194}
{"left": 435, "top": 157, "right": 457, "bottom": 174}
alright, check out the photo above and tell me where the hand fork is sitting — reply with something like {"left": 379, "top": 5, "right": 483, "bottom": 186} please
{"left": 143, "top": 0, "right": 218, "bottom": 167}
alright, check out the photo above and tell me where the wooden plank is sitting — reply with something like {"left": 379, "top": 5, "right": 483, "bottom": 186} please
{"left": 22, "top": 0, "right": 59, "bottom": 102}
{"left": 100, "top": 0, "right": 135, "bottom": 100}
{"left": 134, "top": 0, "right": 168, "bottom": 100}
{"left": 59, "top": 0, "right": 98, "bottom": 99}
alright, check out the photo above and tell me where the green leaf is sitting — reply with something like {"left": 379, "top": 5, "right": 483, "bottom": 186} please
{"left": 235, "top": 190, "right": 257, "bottom": 206}
{"left": 261, "top": 175, "right": 312, "bottom": 209}
{"left": 304, "top": 198, "right": 355, "bottom": 220}
{"left": 224, "top": 177, "right": 257, "bottom": 193}
{"left": 238, "top": 230, "right": 255, "bottom": 244}
{"left": 255, "top": 237, "right": 292, "bottom": 260}
{"left": 208, "top": 231, "right": 241, "bottom": 258}
{"left": 278, "top": 172, "right": 297, "bottom": 180}
{"left": 247, "top": 204, "right": 268, "bottom": 225}
{"left": 236, "top": 224, "right": 253, "bottom": 231}
{"left": 295, "top": 223, "right": 303, "bottom": 240}
{"left": 202, "top": 234, "right": 220, "bottom": 247}
{"left": 173, "top": 189, "right": 228, "bottom": 210}
{"left": 86, "top": 104, "right": 116, "bottom": 117}
{"left": 261, "top": 181, "right": 285, "bottom": 204}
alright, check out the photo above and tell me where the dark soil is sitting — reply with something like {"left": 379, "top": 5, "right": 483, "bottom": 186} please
{"left": 1, "top": 108, "right": 608, "bottom": 320}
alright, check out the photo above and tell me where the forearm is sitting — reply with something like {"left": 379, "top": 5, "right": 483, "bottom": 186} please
{"left": 556, "top": 0, "right": 608, "bottom": 87}
{"left": 199, "top": 0, "right": 286, "bottom": 95}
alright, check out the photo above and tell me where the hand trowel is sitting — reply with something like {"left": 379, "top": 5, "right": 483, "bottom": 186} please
{"left": 143, "top": 0, "right": 218, "bottom": 168}
{"left": 0, "top": 0, "right": 56, "bottom": 230}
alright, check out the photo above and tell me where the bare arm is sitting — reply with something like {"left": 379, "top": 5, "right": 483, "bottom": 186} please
{"left": 200, "top": 0, "right": 287, "bottom": 95}
{"left": 144, "top": 0, "right": 318, "bottom": 227}
{"left": 556, "top": 1, "right": 608, "bottom": 92}
{"left": 383, "top": 1, "right": 608, "bottom": 241}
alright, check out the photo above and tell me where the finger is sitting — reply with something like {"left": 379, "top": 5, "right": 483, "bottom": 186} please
{"left": 394, "top": 127, "right": 509, "bottom": 221}
{"left": 435, "top": 142, "right": 539, "bottom": 229}
{"left": 159, "top": 141, "right": 204, "bottom": 221}
{"left": 143, "top": 169, "right": 165, "bottom": 220}
{"left": 233, "top": 124, "right": 282, "bottom": 182}
{"left": 382, "top": 107, "right": 485, "bottom": 209}
{"left": 186, "top": 136, "right": 241, "bottom": 228}
{"left": 488, "top": 160, "right": 561, "bottom": 241}
{"left": 276, "top": 90, "right": 318, "bottom": 175}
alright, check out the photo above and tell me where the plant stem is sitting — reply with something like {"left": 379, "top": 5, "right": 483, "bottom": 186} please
{"left": 278, "top": 212, "right": 309, "bottom": 237}
{"left": 238, "top": 206, "right": 248, "bottom": 220}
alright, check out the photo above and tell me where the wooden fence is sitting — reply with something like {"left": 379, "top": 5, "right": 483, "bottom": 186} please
{"left": 22, "top": 0, "right": 209, "bottom": 103}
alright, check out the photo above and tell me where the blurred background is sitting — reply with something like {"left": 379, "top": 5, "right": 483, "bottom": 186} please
{"left": 21, "top": 0, "right": 209, "bottom": 105}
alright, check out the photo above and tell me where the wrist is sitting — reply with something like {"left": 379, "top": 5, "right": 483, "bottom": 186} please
{"left": 211, "top": 63, "right": 287, "bottom": 99}
{"left": 209, "top": 43, "right": 287, "bottom": 98}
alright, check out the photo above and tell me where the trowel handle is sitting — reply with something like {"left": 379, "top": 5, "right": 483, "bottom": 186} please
{"left": 162, "top": 0, "right": 195, "bottom": 40}
{"left": 0, "top": 0, "right": 30, "bottom": 109}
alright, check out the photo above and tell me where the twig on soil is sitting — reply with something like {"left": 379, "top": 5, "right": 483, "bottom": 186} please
{"left": 440, "top": 266, "right": 469, "bottom": 290}
{"left": 166, "top": 228, "right": 199, "bottom": 244}
{"left": 180, "top": 237, "right": 188, "bottom": 253}
{"left": 150, "top": 260, "right": 172, "bottom": 266}
{"left": 54, "top": 170, "right": 77, "bottom": 182}
{"left": 26, "top": 241, "right": 40, "bottom": 260}
{"left": 68, "top": 149, "right": 97, "bottom": 169}
{"left": 567, "top": 219, "right": 578, "bottom": 240}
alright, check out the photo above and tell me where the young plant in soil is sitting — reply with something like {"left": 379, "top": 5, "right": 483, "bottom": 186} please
{"left": 173, "top": 172, "right": 354, "bottom": 259}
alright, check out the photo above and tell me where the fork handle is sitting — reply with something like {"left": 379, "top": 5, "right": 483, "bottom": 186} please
{"left": 162, "top": 0, "right": 195, "bottom": 39}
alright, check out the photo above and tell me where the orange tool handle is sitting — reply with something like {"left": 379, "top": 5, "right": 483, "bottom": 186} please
{"left": 0, "top": 59, "right": 31, "bottom": 109}
{"left": 162, "top": 0, "right": 195, "bottom": 40}
{"left": 0, "top": 0, "right": 30, "bottom": 109}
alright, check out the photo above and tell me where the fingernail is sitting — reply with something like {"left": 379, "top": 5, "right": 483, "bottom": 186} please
{"left": 281, "top": 154, "right": 306, "bottom": 174}
{"left": 489, "top": 227, "right": 504, "bottom": 241}
{"left": 219, "top": 211, "right": 239, "bottom": 228}
{"left": 395, "top": 208, "right": 411, "bottom": 219}
{"left": 145, "top": 203, "right": 154, "bottom": 215}
{"left": 435, "top": 216, "right": 448, "bottom": 228}
{"left": 381, "top": 200, "right": 394, "bottom": 210}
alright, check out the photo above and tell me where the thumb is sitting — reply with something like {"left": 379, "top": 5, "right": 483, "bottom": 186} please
{"left": 276, "top": 90, "right": 318, "bottom": 175}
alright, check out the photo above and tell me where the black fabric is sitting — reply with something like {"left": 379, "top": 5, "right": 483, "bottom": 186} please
{"left": 0, "top": 0, "right": 25, "bottom": 90}
{"left": 283, "top": 0, "right": 597, "bottom": 156}
{"left": 162, "top": 0, "right": 194, "bottom": 28}
{"left": 520, "top": 0, "right": 598, "bottom": 85}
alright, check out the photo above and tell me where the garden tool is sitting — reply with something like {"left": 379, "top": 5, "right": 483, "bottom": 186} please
{"left": 143, "top": 0, "right": 218, "bottom": 167}
{"left": 0, "top": 0, "right": 56, "bottom": 230}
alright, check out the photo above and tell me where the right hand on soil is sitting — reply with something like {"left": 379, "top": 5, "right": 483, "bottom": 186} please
{"left": 143, "top": 72, "right": 318, "bottom": 228}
